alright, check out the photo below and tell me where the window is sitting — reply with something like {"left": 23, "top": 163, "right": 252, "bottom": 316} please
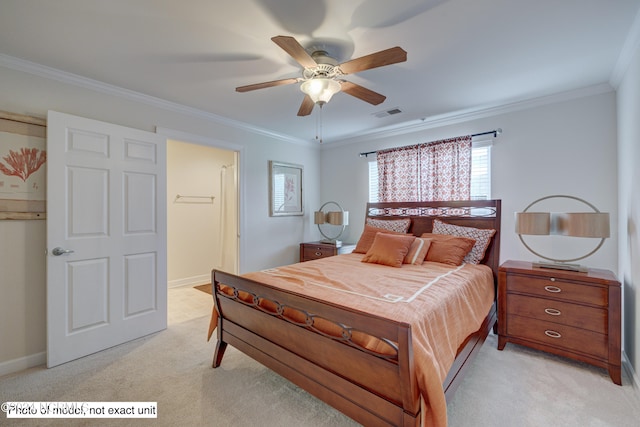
{"left": 470, "top": 143, "right": 491, "bottom": 200}
{"left": 368, "top": 160, "right": 379, "bottom": 203}
{"left": 368, "top": 143, "right": 491, "bottom": 202}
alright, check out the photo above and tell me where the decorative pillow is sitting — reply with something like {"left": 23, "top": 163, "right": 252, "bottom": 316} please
{"left": 362, "top": 233, "right": 416, "bottom": 268}
{"left": 420, "top": 233, "right": 476, "bottom": 266}
{"left": 365, "top": 218, "right": 411, "bottom": 233}
{"left": 432, "top": 219, "right": 496, "bottom": 264}
{"left": 353, "top": 225, "right": 406, "bottom": 254}
{"left": 403, "top": 237, "right": 432, "bottom": 265}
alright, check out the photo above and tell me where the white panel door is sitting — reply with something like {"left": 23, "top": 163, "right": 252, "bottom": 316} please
{"left": 46, "top": 111, "right": 167, "bottom": 367}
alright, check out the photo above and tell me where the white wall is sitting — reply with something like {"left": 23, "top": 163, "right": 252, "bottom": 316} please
{"left": 0, "top": 219, "right": 46, "bottom": 371}
{"left": 322, "top": 89, "right": 618, "bottom": 273}
{"left": 167, "top": 140, "right": 236, "bottom": 286}
{"left": 616, "top": 33, "right": 640, "bottom": 382}
{"left": 0, "top": 65, "right": 322, "bottom": 374}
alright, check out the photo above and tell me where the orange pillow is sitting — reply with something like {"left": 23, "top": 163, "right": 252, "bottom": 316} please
{"left": 421, "top": 233, "right": 476, "bottom": 266}
{"left": 404, "top": 237, "right": 432, "bottom": 265}
{"left": 353, "top": 225, "right": 406, "bottom": 254}
{"left": 362, "top": 233, "right": 416, "bottom": 267}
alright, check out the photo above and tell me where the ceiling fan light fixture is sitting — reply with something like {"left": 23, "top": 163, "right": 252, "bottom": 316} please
{"left": 300, "top": 78, "right": 341, "bottom": 105}
{"left": 237, "top": 36, "right": 407, "bottom": 117}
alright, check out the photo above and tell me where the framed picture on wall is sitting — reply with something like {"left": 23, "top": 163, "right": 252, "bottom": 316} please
{"left": 0, "top": 111, "right": 47, "bottom": 220}
{"left": 269, "top": 160, "right": 303, "bottom": 216}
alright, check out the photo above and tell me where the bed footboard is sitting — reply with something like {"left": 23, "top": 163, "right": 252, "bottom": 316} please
{"left": 212, "top": 270, "right": 421, "bottom": 427}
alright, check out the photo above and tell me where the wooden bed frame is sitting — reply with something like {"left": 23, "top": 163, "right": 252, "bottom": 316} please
{"left": 211, "top": 200, "right": 501, "bottom": 426}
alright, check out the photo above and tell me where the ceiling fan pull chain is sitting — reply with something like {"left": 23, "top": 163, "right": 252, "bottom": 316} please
{"left": 315, "top": 107, "right": 319, "bottom": 142}
{"left": 315, "top": 104, "right": 322, "bottom": 143}
{"left": 317, "top": 104, "right": 323, "bottom": 143}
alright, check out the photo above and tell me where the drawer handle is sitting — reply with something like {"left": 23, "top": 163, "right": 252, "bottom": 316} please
{"left": 315, "top": 252, "right": 322, "bottom": 256}
{"left": 544, "top": 308, "right": 562, "bottom": 316}
{"left": 544, "top": 285, "right": 562, "bottom": 293}
{"left": 544, "top": 330, "right": 562, "bottom": 339}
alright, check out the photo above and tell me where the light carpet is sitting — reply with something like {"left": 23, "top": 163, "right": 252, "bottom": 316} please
{"left": 1, "top": 314, "right": 639, "bottom": 426}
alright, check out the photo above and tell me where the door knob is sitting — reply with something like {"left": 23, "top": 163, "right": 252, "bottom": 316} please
{"left": 52, "top": 247, "right": 74, "bottom": 256}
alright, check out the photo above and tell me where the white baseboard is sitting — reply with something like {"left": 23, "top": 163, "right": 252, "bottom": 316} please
{"left": 168, "top": 274, "right": 210, "bottom": 288}
{"left": 622, "top": 350, "right": 640, "bottom": 398}
{"left": 0, "top": 351, "right": 46, "bottom": 377}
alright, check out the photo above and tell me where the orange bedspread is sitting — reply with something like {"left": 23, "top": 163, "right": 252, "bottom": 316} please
{"left": 209, "top": 253, "right": 494, "bottom": 427}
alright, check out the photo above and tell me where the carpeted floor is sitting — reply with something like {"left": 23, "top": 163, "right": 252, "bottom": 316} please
{"left": 1, "top": 287, "right": 639, "bottom": 426}
{"left": 447, "top": 334, "right": 640, "bottom": 427}
{"left": 0, "top": 314, "right": 356, "bottom": 427}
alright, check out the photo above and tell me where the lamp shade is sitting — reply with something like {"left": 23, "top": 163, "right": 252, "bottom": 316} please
{"left": 515, "top": 212, "right": 550, "bottom": 235}
{"left": 326, "top": 211, "right": 342, "bottom": 225}
{"left": 314, "top": 211, "right": 326, "bottom": 225}
{"left": 564, "top": 212, "right": 610, "bottom": 238}
{"left": 326, "top": 211, "right": 349, "bottom": 226}
{"left": 300, "top": 78, "right": 341, "bottom": 104}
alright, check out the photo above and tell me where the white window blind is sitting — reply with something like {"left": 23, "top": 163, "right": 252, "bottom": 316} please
{"left": 368, "top": 143, "right": 491, "bottom": 202}
{"left": 470, "top": 143, "right": 491, "bottom": 200}
{"left": 368, "top": 160, "right": 379, "bottom": 203}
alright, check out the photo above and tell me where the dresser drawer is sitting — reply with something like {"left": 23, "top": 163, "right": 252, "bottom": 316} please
{"left": 507, "top": 294, "right": 607, "bottom": 333}
{"left": 302, "top": 245, "right": 335, "bottom": 260}
{"left": 507, "top": 314, "right": 607, "bottom": 359}
{"left": 507, "top": 274, "right": 607, "bottom": 306}
{"left": 498, "top": 260, "right": 622, "bottom": 385}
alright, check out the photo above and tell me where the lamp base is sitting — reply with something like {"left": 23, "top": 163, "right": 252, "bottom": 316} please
{"left": 320, "top": 239, "right": 342, "bottom": 247}
{"left": 533, "top": 261, "right": 588, "bottom": 273}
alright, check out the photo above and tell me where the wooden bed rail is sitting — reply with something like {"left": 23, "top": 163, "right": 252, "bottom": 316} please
{"left": 212, "top": 270, "right": 421, "bottom": 426}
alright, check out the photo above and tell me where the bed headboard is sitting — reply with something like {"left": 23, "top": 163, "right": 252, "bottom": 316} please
{"left": 365, "top": 200, "right": 502, "bottom": 283}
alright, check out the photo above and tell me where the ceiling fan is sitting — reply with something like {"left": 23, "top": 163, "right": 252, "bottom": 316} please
{"left": 236, "top": 36, "right": 407, "bottom": 116}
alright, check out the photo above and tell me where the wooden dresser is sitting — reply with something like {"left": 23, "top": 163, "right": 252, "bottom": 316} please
{"left": 299, "top": 241, "right": 355, "bottom": 262}
{"left": 497, "top": 260, "right": 621, "bottom": 385}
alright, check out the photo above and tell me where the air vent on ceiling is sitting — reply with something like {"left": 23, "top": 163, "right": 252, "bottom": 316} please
{"left": 372, "top": 107, "right": 402, "bottom": 118}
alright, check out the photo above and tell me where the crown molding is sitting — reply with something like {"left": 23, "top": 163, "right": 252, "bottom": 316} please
{"left": 0, "top": 53, "right": 617, "bottom": 150}
{"left": 326, "top": 83, "right": 614, "bottom": 148}
{"left": 610, "top": 6, "right": 640, "bottom": 88}
{"left": 0, "top": 53, "right": 311, "bottom": 146}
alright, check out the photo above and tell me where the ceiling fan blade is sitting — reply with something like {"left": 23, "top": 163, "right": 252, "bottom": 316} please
{"left": 338, "top": 46, "right": 407, "bottom": 75}
{"left": 236, "top": 78, "right": 299, "bottom": 93}
{"left": 340, "top": 81, "right": 386, "bottom": 105}
{"left": 297, "top": 95, "right": 315, "bottom": 116}
{"left": 271, "top": 36, "right": 317, "bottom": 68}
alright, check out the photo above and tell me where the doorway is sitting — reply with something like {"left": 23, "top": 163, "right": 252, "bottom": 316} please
{"left": 166, "top": 139, "right": 239, "bottom": 290}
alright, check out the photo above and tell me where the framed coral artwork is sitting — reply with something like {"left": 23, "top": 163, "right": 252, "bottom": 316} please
{"left": 269, "top": 160, "right": 303, "bottom": 216}
{"left": 0, "top": 111, "right": 47, "bottom": 220}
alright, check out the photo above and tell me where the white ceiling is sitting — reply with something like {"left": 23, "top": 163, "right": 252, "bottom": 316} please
{"left": 1, "top": 0, "right": 639, "bottom": 144}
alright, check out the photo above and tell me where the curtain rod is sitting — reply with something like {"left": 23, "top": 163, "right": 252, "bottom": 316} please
{"left": 358, "top": 128, "right": 502, "bottom": 157}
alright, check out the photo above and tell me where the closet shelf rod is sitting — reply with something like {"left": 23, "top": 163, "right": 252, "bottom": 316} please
{"left": 175, "top": 194, "right": 215, "bottom": 200}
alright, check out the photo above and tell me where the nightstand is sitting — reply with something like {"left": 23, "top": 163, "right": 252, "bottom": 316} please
{"left": 497, "top": 260, "right": 621, "bottom": 385}
{"left": 299, "top": 241, "right": 355, "bottom": 262}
